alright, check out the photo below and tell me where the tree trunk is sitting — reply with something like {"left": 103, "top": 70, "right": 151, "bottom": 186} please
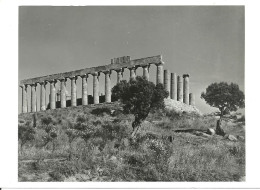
{"left": 68, "top": 140, "right": 73, "bottom": 161}
{"left": 131, "top": 124, "right": 140, "bottom": 138}
{"left": 216, "top": 118, "right": 226, "bottom": 136}
{"left": 33, "top": 113, "right": 37, "bottom": 128}
{"left": 131, "top": 118, "right": 143, "bottom": 138}
{"left": 52, "top": 140, "right": 56, "bottom": 153}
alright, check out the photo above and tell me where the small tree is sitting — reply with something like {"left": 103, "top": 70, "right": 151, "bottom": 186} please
{"left": 18, "top": 122, "right": 35, "bottom": 154}
{"left": 64, "top": 115, "right": 91, "bottom": 160}
{"left": 201, "top": 82, "right": 245, "bottom": 135}
{"left": 40, "top": 116, "right": 58, "bottom": 151}
{"left": 201, "top": 82, "right": 244, "bottom": 117}
{"left": 64, "top": 120, "right": 78, "bottom": 160}
{"left": 112, "top": 76, "right": 168, "bottom": 137}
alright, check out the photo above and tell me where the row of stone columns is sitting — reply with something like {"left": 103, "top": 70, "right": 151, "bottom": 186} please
{"left": 21, "top": 62, "right": 195, "bottom": 113}
{"left": 162, "top": 70, "right": 194, "bottom": 106}
{"left": 20, "top": 66, "right": 136, "bottom": 113}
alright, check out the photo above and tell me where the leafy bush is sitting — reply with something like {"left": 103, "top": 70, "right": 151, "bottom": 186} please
{"left": 237, "top": 115, "right": 245, "bottom": 123}
{"left": 18, "top": 123, "right": 35, "bottom": 153}
{"left": 49, "top": 171, "right": 65, "bottom": 181}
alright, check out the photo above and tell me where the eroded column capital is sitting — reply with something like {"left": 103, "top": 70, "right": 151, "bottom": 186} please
{"left": 30, "top": 83, "right": 37, "bottom": 87}
{"left": 183, "top": 74, "right": 190, "bottom": 78}
{"left": 69, "top": 76, "right": 78, "bottom": 80}
{"left": 128, "top": 66, "right": 136, "bottom": 71}
{"left": 20, "top": 84, "right": 28, "bottom": 88}
{"left": 155, "top": 61, "right": 164, "bottom": 66}
{"left": 142, "top": 64, "right": 150, "bottom": 68}
{"left": 103, "top": 70, "right": 111, "bottom": 75}
{"left": 58, "top": 78, "right": 67, "bottom": 82}
{"left": 81, "top": 74, "right": 88, "bottom": 78}
{"left": 92, "top": 72, "right": 100, "bottom": 76}
{"left": 48, "top": 79, "right": 57, "bottom": 84}
{"left": 115, "top": 68, "right": 124, "bottom": 73}
{"left": 39, "top": 81, "right": 47, "bottom": 85}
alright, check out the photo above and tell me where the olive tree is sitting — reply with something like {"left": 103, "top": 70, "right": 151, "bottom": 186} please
{"left": 112, "top": 76, "right": 168, "bottom": 137}
{"left": 201, "top": 82, "right": 244, "bottom": 135}
{"left": 201, "top": 82, "right": 244, "bottom": 117}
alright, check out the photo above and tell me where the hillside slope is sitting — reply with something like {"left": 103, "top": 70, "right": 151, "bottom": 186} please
{"left": 18, "top": 102, "right": 245, "bottom": 182}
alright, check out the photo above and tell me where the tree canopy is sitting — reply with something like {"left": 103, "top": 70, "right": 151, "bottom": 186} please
{"left": 201, "top": 82, "right": 244, "bottom": 116}
{"left": 112, "top": 76, "right": 168, "bottom": 137}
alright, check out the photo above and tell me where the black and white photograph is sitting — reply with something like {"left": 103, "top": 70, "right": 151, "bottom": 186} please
{"left": 1, "top": 0, "right": 260, "bottom": 188}
{"left": 17, "top": 5, "right": 245, "bottom": 182}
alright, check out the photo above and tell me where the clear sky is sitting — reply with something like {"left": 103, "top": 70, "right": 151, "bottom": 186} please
{"left": 18, "top": 6, "right": 244, "bottom": 114}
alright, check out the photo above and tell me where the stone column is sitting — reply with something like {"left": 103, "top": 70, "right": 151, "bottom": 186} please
{"left": 70, "top": 76, "right": 77, "bottom": 106}
{"left": 56, "top": 91, "right": 61, "bottom": 102}
{"left": 81, "top": 74, "right": 88, "bottom": 106}
{"left": 40, "top": 82, "right": 46, "bottom": 111}
{"left": 31, "top": 83, "right": 37, "bottom": 112}
{"left": 50, "top": 80, "right": 56, "bottom": 109}
{"left": 129, "top": 67, "right": 136, "bottom": 80}
{"left": 93, "top": 72, "right": 99, "bottom": 104}
{"left": 189, "top": 93, "right": 195, "bottom": 106}
{"left": 104, "top": 71, "right": 111, "bottom": 103}
{"left": 183, "top": 74, "right": 190, "bottom": 104}
{"left": 60, "top": 79, "right": 67, "bottom": 108}
{"left": 177, "top": 76, "right": 183, "bottom": 102}
{"left": 21, "top": 85, "right": 28, "bottom": 113}
{"left": 143, "top": 65, "right": 149, "bottom": 81}
{"left": 116, "top": 68, "right": 123, "bottom": 83}
{"left": 156, "top": 64, "right": 164, "bottom": 85}
{"left": 170, "top": 73, "right": 177, "bottom": 100}
{"left": 164, "top": 70, "right": 170, "bottom": 98}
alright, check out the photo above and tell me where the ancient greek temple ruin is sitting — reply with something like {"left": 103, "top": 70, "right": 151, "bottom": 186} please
{"left": 19, "top": 55, "right": 195, "bottom": 113}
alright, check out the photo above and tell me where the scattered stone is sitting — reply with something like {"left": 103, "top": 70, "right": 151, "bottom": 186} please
{"left": 225, "top": 134, "right": 238, "bottom": 141}
{"left": 216, "top": 119, "right": 226, "bottom": 136}
{"left": 237, "top": 135, "right": 245, "bottom": 141}
{"left": 110, "top": 110, "right": 115, "bottom": 115}
{"left": 122, "top": 138, "right": 129, "bottom": 147}
{"left": 206, "top": 128, "right": 215, "bottom": 135}
{"left": 110, "top": 156, "right": 117, "bottom": 162}
{"left": 194, "top": 131, "right": 211, "bottom": 138}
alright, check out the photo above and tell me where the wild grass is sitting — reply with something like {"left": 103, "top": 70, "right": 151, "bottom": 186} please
{"left": 18, "top": 103, "right": 245, "bottom": 182}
